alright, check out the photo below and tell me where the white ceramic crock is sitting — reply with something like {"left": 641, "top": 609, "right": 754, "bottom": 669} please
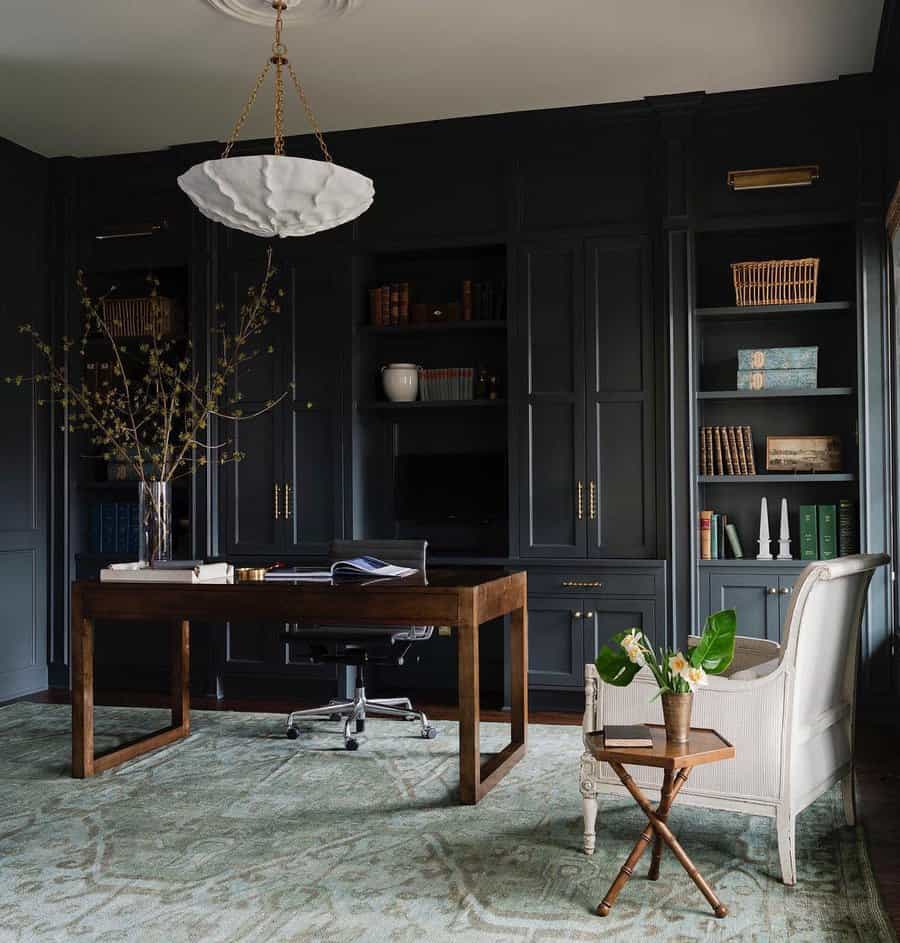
{"left": 381, "top": 363, "right": 419, "bottom": 402}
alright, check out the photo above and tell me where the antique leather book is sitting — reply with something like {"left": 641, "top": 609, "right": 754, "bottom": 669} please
{"left": 603, "top": 725, "right": 653, "bottom": 748}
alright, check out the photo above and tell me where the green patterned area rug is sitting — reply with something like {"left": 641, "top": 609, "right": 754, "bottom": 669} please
{"left": 0, "top": 702, "right": 894, "bottom": 943}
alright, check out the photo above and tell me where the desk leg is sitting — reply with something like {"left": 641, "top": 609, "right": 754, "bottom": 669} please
{"left": 458, "top": 598, "right": 480, "bottom": 805}
{"left": 171, "top": 620, "right": 190, "bottom": 733}
{"left": 71, "top": 596, "right": 94, "bottom": 779}
{"left": 648, "top": 769, "right": 673, "bottom": 880}
{"left": 510, "top": 603, "right": 528, "bottom": 747}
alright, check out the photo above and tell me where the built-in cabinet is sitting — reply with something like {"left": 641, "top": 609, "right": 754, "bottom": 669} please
{"left": 516, "top": 235, "right": 655, "bottom": 559}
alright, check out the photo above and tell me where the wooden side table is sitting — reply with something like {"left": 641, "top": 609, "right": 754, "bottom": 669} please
{"left": 584, "top": 725, "right": 735, "bottom": 919}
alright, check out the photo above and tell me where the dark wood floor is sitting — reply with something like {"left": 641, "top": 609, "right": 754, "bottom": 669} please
{"left": 8, "top": 688, "right": 900, "bottom": 935}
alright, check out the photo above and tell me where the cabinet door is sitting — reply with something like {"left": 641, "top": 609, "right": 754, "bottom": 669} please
{"left": 220, "top": 266, "right": 287, "bottom": 557}
{"left": 707, "top": 570, "right": 780, "bottom": 641}
{"left": 517, "top": 242, "right": 586, "bottom": 557}
{"left": 582, "top": 598, "right": 656, "bottom": 665}
{"left": 527, "top": 596, "right": 584, "bottom": 689}
{"left": 585, "top": 236, "right": 655, "bottom": 557}
{"left": 285, "top": 261, "right": 345, "bottom": 553}
{"left": 777, "top": 574, "right": 798, "bottom": 636}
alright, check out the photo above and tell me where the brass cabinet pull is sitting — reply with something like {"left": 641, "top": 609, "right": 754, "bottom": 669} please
{"left": 561, "top": 580, "right": 603, "bottom": 589}
{"left": 274, "top": 483, "right": 281, "bottom": 520}
{"left": 284, "top": 482, "right": 292, "bottom": 519}
{"left": 767, "top": 586, "right": 777, "bottom": 595}
{"left": 584, "top": 610, "right": 594, "bottom": 619}
{"left": 577, "top": 481, "right": 584, "bottom": 521}
{"left": 589, "top": 480, "right": 597, "bottom": 521}
{"left": 573, "top": 610, "right": 583, "bottom": 620}
{"left": 779, "top": 586, "right": 792, "bottom": 595}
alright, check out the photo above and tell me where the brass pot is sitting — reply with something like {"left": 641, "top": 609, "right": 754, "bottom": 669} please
{"left": 661, "top": 692, "right": 693, "bottom": 743}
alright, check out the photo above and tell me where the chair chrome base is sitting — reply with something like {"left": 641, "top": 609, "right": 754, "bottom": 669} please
{"left": 286, "top": 685, "right": 438, "bottom": 750}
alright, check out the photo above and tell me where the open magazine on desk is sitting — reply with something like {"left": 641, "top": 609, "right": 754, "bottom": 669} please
{"left": 263, "top": 556, "right": 417, "bottom": 582}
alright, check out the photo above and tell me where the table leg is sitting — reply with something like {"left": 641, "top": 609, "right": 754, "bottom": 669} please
{"left": 171, "top": 620, "right": 190, "bottom": 733}
{"left": 457, "top": 595, "right": 480, "bottom": 805}
{"left": 648, "top": 769, "right": 674, "bottom": 880}
{"left": 71, "top": 595, "right": 94, "bottom": 779}
{"left": 608, "top": 761, "right": 728, "bottom": 919}
{"left": 510, "top": 603, "right": 528, "bottom": 748}
{"left": 596, "top": 768, "right": 688, "bottom": 916}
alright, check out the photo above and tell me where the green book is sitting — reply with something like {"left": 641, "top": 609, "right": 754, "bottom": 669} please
{"left": 725, "top": 522, "right": 744, "bottom": 559}
{"left": 818, "top": 504, "right": 837, "bottom": 560}
{"left": 710, "top": 513, "right": 719, "bottom": 560}
{"left": 799, "top": 505, "right": 818, "bottom": 560}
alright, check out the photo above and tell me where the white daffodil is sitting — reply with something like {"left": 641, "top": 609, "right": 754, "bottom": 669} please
{"left": 623, "top": 640, "right": 645, "bottom": 667}
{"left": 681, "top": 664, "right": 708, "bottom": 692}
{"left": 668, "top": 651, "right": 689, "bottom": 676}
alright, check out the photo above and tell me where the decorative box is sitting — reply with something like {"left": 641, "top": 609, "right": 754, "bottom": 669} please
{"left": 737, "top": 346, "right": 818, "bottom": 371}
{"left": 737, "top": 368, "right": 817, "bottom": 391}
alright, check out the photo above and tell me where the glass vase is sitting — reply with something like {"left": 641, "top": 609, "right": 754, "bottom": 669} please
{"left": 139, "top": 480, "right": 172, "bottom": 564}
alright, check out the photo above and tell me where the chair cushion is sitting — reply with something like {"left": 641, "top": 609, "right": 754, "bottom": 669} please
{"left": 730, "top": 657, "right": 780, "bottom": 681}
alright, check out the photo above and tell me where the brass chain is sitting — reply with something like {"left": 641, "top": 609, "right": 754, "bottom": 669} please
{"left": 221, "top": 0, "right": 333, "bottom": 164}
{"left": 287, "top": 59, "right": 332, "bottom": 163}
{"left": 221, "top": 60, "right": 273, "bottom": 158}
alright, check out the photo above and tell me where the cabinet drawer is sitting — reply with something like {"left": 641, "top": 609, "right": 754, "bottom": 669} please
{"left": 527, "top": 570, "right": 656, "bottom": 597}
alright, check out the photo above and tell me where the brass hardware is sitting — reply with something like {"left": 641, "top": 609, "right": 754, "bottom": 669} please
{"left": 779, "top": 586, "right": 792, "bottom": 595}
{"left": 589, "top": 480, "right": 597, "bottom": 521}
{"left": 236, "top": 567, "right": 267, "bottom": 582}
{"left": 584, "top": 611, "right": 594, "bottom": 619}
{"left": 728, "top": 165, "right": 819, "bottom": 191}
{"left": 274, "top": 482, "right": 281, "bottom": 520}
{"left": 95, "top": 221, "right": 167, "bottom": 241}
{"left": 577, "top": 481, "right": 584, "bottom": 521}
{"left": 284, "top": 482, "right": 292, "bottom": 519}
{"left": 306, "top": 400, "right": 313, "bottom": 410}
{"left": 561, "top": 580, "right": 603, "bottom": 589}
{"left": 573, "top": 611, "right": 583, "bottom": 619}
{"left": 438, "top": 626, "right": 452, "bottom": 637}
{"left": 767, "top": 586, "right": 777, "bottom": 595}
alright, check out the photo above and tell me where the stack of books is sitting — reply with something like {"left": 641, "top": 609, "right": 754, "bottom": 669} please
{"left": 461, "top": 279, "right": 505, "bottom": 321}
{"left": 799, "top": 501, "right": 857, "bottom": 560}
{"left": 90, "top": 502, "right": 139, "bottom": 555}
{"left": 698, "top": 510, "right": 744, "bottom": 560}
{"left": 418, "top": 367, "right": 475, "bottom": 401}
{"left": 737, "top": 346, "right": 818, "bottom": 391}
{"left": 699, "top": 426, "right": 756, "bottom": 476}
{"left": 100, "top": 561, "right": 233, "bottom": 583}
{"left": 368, "top": 283, "right": 410, "bottom": 326}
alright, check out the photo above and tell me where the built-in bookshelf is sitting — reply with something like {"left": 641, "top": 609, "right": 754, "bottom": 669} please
{"left": 352, "top": 244, "right": 509, "bottom": 556}
{"left": 693, "top": 221, "right": 860, "bottom": 569}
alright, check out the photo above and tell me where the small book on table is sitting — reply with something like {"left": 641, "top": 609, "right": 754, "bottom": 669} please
{"left": 602, "top": 724, "right": 653, "bottom": 748}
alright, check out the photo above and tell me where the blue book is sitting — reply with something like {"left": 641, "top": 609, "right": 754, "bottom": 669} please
{"left": 116, "top": 503, "right": 131, "bottom": 555}
{"left": 101, "top": 503, "right": 116, "bottom": 553}
{"left": 737, "top": 368, "right": 817, "bottom": 391}
{"left": 710, "top": 514, "right": 719, "bottom": 559}
{"left": 738, "top": 346, "right": 818, "bottom": 370}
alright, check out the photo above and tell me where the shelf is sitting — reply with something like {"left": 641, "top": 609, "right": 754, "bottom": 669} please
{"left": 697, "top": 387, "right": 854, "bottom": 400}
{"left": 698, "top": 473, "right": 856, "bottom": 484}
{"left": 359, "top": 321, "right": 507, "bottom": 336}
{"left": 695, "top": 301, "right": 852, "bottom": 320}
{"left": 359, "top": 399, "right": 507, "bottom": 411}
{"left": 698, "top": 559, "right": 808, "bottom": 567}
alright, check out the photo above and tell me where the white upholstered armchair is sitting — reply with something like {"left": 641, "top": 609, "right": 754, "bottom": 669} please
{"left": 580, "top": 553, "right": 890, "bottom": 885}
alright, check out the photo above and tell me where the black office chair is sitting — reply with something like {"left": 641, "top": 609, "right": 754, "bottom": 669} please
{"left": 282, "top": 539, "right": 438, "bottom": 750}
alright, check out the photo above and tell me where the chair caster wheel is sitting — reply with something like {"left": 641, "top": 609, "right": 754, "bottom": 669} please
{"left": 356, "top": 719, "right": 365, "bottom": 733}
{"left": 286, "top": 726, "right": 300, "bottom": 740}
{"left": 422, "top": 726, "right": 438, "bottom": 740}
{"left": 345, "top": 738, "right": 360, "bottom": 751}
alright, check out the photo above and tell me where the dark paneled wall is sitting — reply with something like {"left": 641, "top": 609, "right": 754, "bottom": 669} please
{"left": 0, "top": 137, "right": 49, "bottom": 699}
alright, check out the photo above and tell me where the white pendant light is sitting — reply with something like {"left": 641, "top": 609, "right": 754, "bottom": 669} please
{"left": 178, "top": 0, "right": 373, "bottom": 238}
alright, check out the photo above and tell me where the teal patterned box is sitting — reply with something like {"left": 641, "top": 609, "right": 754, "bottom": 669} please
{"left": 737, "top": 368, "right": 817, "bottom": 390}
{"left": 737, "top": 346, "right": 818, "bottom": 370}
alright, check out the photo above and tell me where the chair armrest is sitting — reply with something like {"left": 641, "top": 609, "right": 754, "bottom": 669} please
{"left": 687, "top": 634, "right": 780, "bottom": 677}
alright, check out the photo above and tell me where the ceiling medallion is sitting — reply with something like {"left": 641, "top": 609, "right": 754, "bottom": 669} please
{"left": 204, "top": 0, "right": 363, "bottom": 27}
{"left": 181, "top": 0, "right": 373, "bottom": 238}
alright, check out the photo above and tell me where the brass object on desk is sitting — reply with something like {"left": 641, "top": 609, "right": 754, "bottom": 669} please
{"left": 236, "top": 567, "right": 267, "bottom": 582}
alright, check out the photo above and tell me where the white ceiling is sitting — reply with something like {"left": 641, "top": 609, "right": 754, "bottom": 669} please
{"left": 0, "top": 0, "right": 884, "bottom": 158}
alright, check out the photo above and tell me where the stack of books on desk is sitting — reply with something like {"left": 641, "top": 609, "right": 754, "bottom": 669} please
{"left": 100, "top": 561, "right": 234, "bottom": 583}
{"left": 264, "top": 557, "right": 416, "bottom": 582}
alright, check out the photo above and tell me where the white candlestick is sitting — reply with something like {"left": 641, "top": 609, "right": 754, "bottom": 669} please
{"left": 777, "top": 497, "right": 792, "bottom": 560}
{"left": 757, "top": 496, "right": 773, "bottom": 560}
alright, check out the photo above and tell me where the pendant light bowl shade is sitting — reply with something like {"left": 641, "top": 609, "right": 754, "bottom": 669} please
{"left": 178, "top": 154, "right": 374, "bottom": 238}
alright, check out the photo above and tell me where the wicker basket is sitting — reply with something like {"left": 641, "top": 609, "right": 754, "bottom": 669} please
{"left": 100, "top": 296, "right": 176, "bottom": 337}
{"left": 731, "top": 258, "right": 819, "bottom": 306}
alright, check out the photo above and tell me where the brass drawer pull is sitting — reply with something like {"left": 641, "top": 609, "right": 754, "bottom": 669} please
{"left": 284, "top": 482, "right": 292, "bottom": 519}
{"left": 274, "top": 482, "right": 281, "bottom": 520}
{"left": 576, "top": 481, "right": 584, "bottom": 521}
{"left": 561, "top": 580, "right": 603, "bottom": 589}
{"left": 589, "top": 480, "right": 597, "bottom": 521}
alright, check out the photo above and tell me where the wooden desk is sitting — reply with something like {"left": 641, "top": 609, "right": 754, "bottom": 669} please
{"left": 70, "top": 568, "right": 527, "bottom": 804}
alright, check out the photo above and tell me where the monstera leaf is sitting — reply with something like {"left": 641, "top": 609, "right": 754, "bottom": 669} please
{"left": 595, "top": 629, "right": 643, "bottom": 687}
{"left": 690, "top": 608, "right": 736, "bottom": 675}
